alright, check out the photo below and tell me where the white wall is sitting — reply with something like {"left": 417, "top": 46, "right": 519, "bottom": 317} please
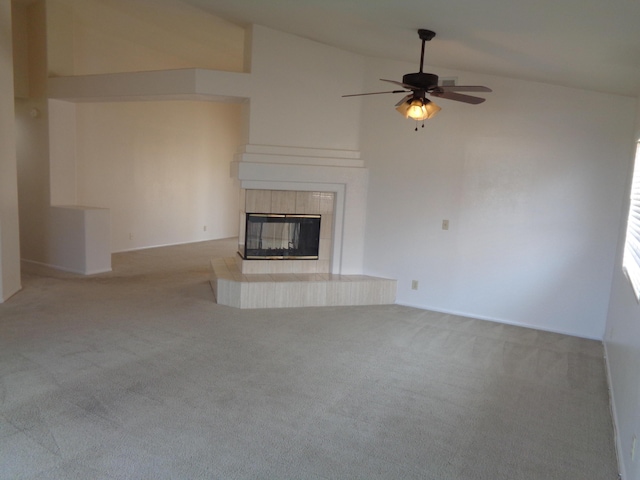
{"left": 233, "top": 26, "right": 368, "bottom": 274}
{"left": 361, "top": 57, "right": 636, "bottom": 340}
{"left": 75, "top": 100, "right": 243, "bottom": 252}
{"left": 246, "top": 25, "right": 364, "bottom": 151}
{"left": 7, "top": 1, "right": 639, "bottom": 472}
{"left": 0, "top": 0, "right": 22, "bottom": 302}
{"left": 48, "top": 205, "right": 111, "bottom": 274}
{"left": 604, "top": 97, "right": 640, "bottom": 480}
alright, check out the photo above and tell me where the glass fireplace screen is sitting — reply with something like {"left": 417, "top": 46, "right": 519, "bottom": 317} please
{"left": 244, "top": 213, "right": 321, "bottom": 260}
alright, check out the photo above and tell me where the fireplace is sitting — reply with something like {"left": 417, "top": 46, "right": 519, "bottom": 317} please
{"left": 214, "top": 146, "right": 397, "bottom": 308}
{"left": 243, "top": 213, "right": 321, "bottom": 259}
{"left": 237, "top": 189, "right": 334, "bottom": 273}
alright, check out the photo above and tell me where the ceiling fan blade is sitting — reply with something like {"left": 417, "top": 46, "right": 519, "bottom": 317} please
{"left": 342, "top": 89, "right": 408, "bottom": 98}
{"left": 380, "top": 78, "right": 405, "bottom": 87}
{"left": 394, "top": 94, "right": 412, "bottom": 107}
{"left": 430, "top": 90, "right": 486, "bottom": 104}
{"left": 437, "top": 85, "right": 492, "bottom": 93}
{"left": 380, "top": 78, "right": 418, "bottom": 90}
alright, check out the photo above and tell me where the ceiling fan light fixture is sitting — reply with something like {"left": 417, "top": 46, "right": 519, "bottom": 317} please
{"left": 341, "top": 29, "right": 491, "bottom": 126}
{"left": 396, "top": 97, "right": 441, "bottom": 121}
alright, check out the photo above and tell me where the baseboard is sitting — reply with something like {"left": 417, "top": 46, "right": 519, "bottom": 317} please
{"left": 396, "top": 301, "right": 602, "bottom": 340}
{"left": 21, "top": 258, "right": 111, "bottom": 276}
{"left": 604, "top": 341, "right": 626, "bottom": 480}
{"left": 113, "top": 236, "right": 237, "bottom": 254}
{"left": 0, "top": 284, "right": 22, "bottom": 303}
{"left": 84, "top": 267, "right": 113, "bottom": 275}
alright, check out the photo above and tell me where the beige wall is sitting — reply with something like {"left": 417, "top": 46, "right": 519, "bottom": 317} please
{"left": 13, "top": 0, "right": 50, "bottom": 265}
{"left": 47, "top": 0, "right": 245, "bottom": 76}
{"left": 1, "top": 0, "right": 22, "bottom": 301}
{"left": 15, "top": 0, "right": 247, "bottom": 267}
{"left": 75, "top": 100, "right": 243, "bottom": 252}
{"left": 57, "top": 0, "right": 246, "bottom": 253}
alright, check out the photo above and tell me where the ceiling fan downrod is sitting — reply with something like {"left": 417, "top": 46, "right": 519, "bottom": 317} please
{"left": 417, "top": 29, "right": 435, "bottom": 74}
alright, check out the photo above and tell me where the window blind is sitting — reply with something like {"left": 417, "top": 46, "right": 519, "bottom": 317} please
{"left": 623, "top": 142, "right": 640, "bottom": 300}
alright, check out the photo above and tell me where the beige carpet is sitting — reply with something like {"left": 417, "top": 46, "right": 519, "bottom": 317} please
{"left": 0, "top": 238, "right": 619, "bottom": 479}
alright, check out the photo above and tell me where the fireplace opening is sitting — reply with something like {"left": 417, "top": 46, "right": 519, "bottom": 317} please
{"left": 243, "top": 213, "right": 321, "bottom": 260}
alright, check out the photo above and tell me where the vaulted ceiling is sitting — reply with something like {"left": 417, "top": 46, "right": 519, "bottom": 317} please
{"left": 185, "top": 0, "right": 640, "bottom": 97}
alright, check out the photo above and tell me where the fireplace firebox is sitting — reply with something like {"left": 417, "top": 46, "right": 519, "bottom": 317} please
{"left": 243, "top": 213, "right": 321, "bottom": 260}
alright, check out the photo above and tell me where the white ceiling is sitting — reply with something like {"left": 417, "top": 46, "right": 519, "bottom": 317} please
{"left": 184, "top": 0, "right": 640, "bottom": 97}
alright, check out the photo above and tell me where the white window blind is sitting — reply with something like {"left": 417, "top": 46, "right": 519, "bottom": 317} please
{"left": 623, "top": 142, "right": 640, "bottom": 300}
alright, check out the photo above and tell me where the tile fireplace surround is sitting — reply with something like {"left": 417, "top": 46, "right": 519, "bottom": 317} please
{"left": 239, "top": 190, "right": 334, "bottom": 274}
{"left": 210, "top": 188, "right": 397, "bottom": 309}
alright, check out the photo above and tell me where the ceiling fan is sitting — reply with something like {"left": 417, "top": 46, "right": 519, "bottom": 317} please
{"left": 343, "top": 29, "right": 492, "bottom": 129}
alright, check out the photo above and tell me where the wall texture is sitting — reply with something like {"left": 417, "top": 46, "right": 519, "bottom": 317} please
{"left": 361, "top": 56, "right": 636, "bottom": 340}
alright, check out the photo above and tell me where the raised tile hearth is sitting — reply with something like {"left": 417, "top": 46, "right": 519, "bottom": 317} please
{"left": 210, "top": 257, "right": 397, "bottom": 309}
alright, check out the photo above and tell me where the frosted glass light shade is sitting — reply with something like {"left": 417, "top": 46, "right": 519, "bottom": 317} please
{"left": 396, "top": 97, "right": 441, "bottom": 121}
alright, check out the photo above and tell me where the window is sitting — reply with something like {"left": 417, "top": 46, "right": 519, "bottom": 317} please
{"left": 623, "top": 142, "right": 640, "bottom": 300}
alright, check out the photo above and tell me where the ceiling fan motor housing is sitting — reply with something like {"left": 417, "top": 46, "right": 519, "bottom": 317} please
{"left": 403, "top": 72, "right": 439, "bottom": 90}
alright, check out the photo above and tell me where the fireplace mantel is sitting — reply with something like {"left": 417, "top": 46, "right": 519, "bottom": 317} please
{"left": 231, "top": 144, "right": 369, "bottom": 275}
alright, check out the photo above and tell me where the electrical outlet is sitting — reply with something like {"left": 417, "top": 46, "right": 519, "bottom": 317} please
{"left": 411, "top": 280, "right": 419, "bottom": 290}
{"left": 442, "top": 219, "right": 449, "bottom": 230}
{"left": 129, "top": 233, "right": 133, "bottom": 240}
{"left": 203, "top": 225, "right": 207, "bottom": 232}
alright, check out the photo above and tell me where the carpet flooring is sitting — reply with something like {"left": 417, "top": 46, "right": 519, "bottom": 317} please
{"left": 0, "top": 238, "right": 619, "bottom": 479}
